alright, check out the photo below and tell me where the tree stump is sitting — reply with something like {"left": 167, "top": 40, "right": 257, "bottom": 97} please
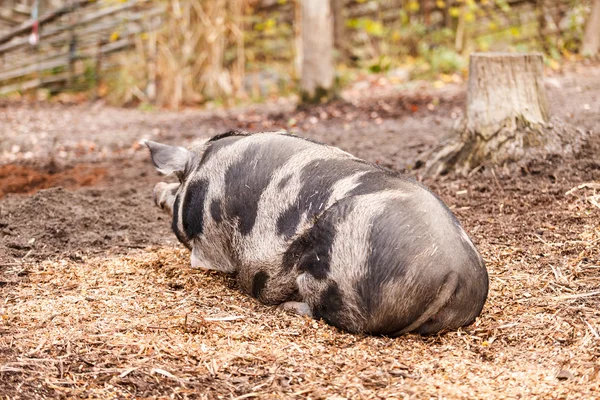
{"left": 424, "top": 53, "right": 584, "bottom": 176}
{"left": 298, "top": 0, "right": 335, "bottom": 103}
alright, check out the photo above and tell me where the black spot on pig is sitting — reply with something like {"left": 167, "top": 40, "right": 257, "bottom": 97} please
{"left": 347, "top": 169, "right": 416, "bottom": 197}
{"left": 208, "top": 130, "right": 249, "bottom": 142}
{"left": 277, "top": 159, "right": 372, "bottom": 239}
{"left": 349, "top": 171, "right": 395, "bottom": 196}
{"left": 210, "top": 199, "right": 222, "bottom": 223}
{"left": 367, "top": 207, "right": 411, "bottom": 276}
{"left": 277, "top": 174, "right": 293, "bottom": 190}
{"left": 281, "top": 233, "right": 308, "bottom": 272}
{"left": 201, "top": 134, "right": 248, "bottom": 164}
{"left": 276, "top": 207, "right": 302, "bottom": 240}
{"left": 288, "top": 198, "right": 355, "bottom": 278}
{"left": 313, "top": 282, "right": 345, "bottom": 325}
{"left": 252, "top": 271, "right": 269, "bottom": 299}
{"left": 298, "top": 232, "right": 336, "bottom": 278}
{"left": 171, "top": 196, "right": 190, "bottom": 249}
{"left": 295, "top": 222, "right": 335, "bottom": 280}
{"left": 224, "top": 140, "right": 304, "bottom": 235}
{"left": 183, "top": 179, "right": 209, "bottom": 237}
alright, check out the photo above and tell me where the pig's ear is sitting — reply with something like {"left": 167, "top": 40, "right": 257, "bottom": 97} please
{"left": 142, "top": 140, "right": 194, "bottom": 177}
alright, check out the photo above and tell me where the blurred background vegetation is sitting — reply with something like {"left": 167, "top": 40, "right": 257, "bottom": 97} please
{"left": 0, "top": 0, "right": 596, "bottom": 108}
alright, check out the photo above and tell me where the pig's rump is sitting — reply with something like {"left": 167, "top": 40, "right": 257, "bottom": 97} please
{"left": 289, "top": 186, "right": 488, "bottom": 336}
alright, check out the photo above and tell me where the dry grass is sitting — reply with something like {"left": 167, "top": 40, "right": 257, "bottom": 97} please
{"left": 1, "top": 194, "right": 599, "bottom": 399}
{"left": 107, "top": 0, "right": 247, "bottom": 108}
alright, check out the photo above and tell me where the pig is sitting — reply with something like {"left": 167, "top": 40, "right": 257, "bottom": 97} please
{"left": 144, "top": 130, "right": 488, "bottom": 336}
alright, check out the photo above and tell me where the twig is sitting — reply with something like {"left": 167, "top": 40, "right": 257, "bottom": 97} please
{"left": 492, "top": 369, "right": 506, "bottom": 379}
{"left": 22, "top": 249, "right": 34, "bottom": 261}
{"left": 204, "top": 315, "right": 245, "bottom": 322}
{"left": 0, "top": 366, "right": 25, "bottom": 373}
{"left": 25, "top": 336, "right": 47, "bottom": 357}
{"left": 232, "top": 393, "right": 261, "bottom": 400}
{"left": 490, "top": 167, "right": 504, "bottom": 193}
{"left": 565, "top": 182, "right": 600, "bottom": 196}
{"left": 547, "top": 290, "right": 600, "bottom": 301}
{"left": 119, "top": 368, "right": 138, "bottom": 378}
{"left": 583, "top": 319, "right": 600, "bottom": 339}
{"left": 589, "top": 195, "right": 600, "bottom": 210}
{"left": 495, "top": 323, "right": 519, "bottom": 330}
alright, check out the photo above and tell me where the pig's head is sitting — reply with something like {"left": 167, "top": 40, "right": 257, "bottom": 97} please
{"left": 144, "top": 138, "right": 226, "bottom": 271}
{"left": 143, "top": 139, "right": 198, "bottom": 218}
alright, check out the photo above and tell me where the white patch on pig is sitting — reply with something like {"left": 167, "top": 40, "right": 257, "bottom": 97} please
{"left": 176, "top": 189, "right": 186, "bottom": 240}
{"left": 153, "top": 182, "right": 179, "bottom": 214}
{"left": 190, "top": 245, "right": 218, "bottom": 271}
{"left": 327, "top": 172, "right": 367, "bottom": 205}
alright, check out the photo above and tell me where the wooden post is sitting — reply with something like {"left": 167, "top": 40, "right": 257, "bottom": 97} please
{"left": 67, "top": 30, "right": 76, "bottom": 87}
{"left": 146, "top": 31, "right": 157, "bottom": 103}
{"left": 299, "top": 0, "right": 334, "bottom": 103}
{"left": 233, "top": 0, "right": 245, "bottom": 98}
{"left": 423, "top": 0, "right": 432, "bottom": 26}
{"left": 294, "top": 0, "right": 302, "bottom": 78}
{"left": 93, "top": 38, "right": 104, "bottom": 100}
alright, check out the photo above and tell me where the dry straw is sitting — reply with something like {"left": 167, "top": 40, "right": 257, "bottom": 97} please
{"left": 111, "top": 0, "right": 247, "bottom": 108}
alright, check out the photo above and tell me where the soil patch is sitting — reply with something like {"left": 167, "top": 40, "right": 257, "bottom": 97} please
{"left": 0, "top": 163, "right": 108, "bottom": 199}
{"left": 0, "top": 184, "right": 171, "bottom": 262}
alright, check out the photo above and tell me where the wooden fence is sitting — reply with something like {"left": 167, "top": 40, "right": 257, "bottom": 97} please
{"left": 0, "top": 0, "right": 587, "bottom": 99}
{"left": 0, "top": 0, "right": 162, "bottom": 96}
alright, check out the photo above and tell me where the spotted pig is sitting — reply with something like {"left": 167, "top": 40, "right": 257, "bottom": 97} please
{"left": 144, "top": 131, "right": 488, "bottom": 336}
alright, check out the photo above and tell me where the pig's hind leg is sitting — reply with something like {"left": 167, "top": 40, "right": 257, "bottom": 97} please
{"left": 278, "top": 301, "right": 312, "bottom": 317}
{"left": 239, "top": 266, "right": 300, "bottom": 306}
{"left": 294, "top": 271, "right": 364, "bottom": 333}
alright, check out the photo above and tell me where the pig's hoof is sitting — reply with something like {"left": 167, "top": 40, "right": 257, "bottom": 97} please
{"left": 279, "top": 301, "right": 313, "bottom": 317}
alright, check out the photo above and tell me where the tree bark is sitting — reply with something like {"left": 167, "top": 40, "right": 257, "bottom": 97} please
{"left": 299, "top": 0, "right": 335, "bottom": 103}
{"left": 466, "top": 53, "right": 549, "bottom": 139}
{"left": 331, "top": 0, "right": 347, "bottom": 61}
{"left": 582, "top": 0, "right": 600, "bottom": 57}
{"left": 423, "top": 53, "right": 583, "bottom": 176}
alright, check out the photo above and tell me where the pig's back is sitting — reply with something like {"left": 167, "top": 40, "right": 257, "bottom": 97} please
{"left": 194, "top": 132, "right": 381, "bottom": 294}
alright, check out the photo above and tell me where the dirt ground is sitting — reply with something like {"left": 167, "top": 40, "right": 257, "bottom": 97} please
{"left": 1, "top": 64, "right": 599, "bottom": 399}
